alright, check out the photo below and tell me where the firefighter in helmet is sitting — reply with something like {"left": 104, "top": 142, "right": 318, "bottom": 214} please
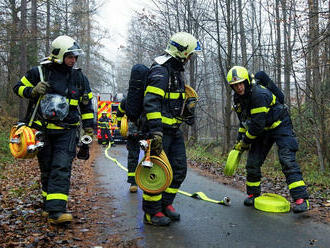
{"left": 142, "top": 32, "right": 201, "bottom": 226}
{"left": 98, "top": 112, "right": 114, "bottom": 146}
{"left": 13, "top": 35, "right": 95, "bottom": 224}
{"left": 227, "top": 66, "right": 309, "bottom": 213}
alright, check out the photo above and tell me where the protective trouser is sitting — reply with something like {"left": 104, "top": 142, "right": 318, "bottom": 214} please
{"left": 101, "top": 128, "right": 112, "bottom": 144}
{"left": 245, "top": 125, "right": 308, "bottom": 200}
{"left": 143, "top": 128, "right": 187, "bottom": 215}
{"left": 127, "top": 137, "right": 140, "bottom": 184}
{"left": 37, "top": 128, "right": 77, "bottom": 212}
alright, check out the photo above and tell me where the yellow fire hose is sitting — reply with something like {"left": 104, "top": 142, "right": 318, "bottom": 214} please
{"left": 9, "top": 66, "right": 45, "bottom": 159}
{"left": 104, "top": 143, "right": 231, "bottom": 206}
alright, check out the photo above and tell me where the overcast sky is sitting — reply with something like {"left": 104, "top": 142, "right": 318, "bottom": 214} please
{"left": 96, "top": 0, "right": 152, "bottom": 61}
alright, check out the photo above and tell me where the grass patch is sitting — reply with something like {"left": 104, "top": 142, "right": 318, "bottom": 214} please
{"left": 0, "top": 126, "right": 14, "bottom": 166}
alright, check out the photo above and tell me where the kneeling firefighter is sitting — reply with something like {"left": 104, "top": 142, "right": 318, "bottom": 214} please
{"left": 227, "top": 66, "right": 309, "bottom": 213}
{"left": 13, "top": 35, "right": 95, "bottom": 224}
{"left": 142, "top": 32, "right": 201, "bottom": 226}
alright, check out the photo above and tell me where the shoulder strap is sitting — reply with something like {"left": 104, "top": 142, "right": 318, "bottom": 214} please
{"left": 38, "top": 66, "right": 44, "bottom": 82}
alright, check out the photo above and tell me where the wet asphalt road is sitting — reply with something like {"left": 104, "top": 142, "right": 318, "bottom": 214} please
{"left": 95, "top": 144, "right": 330, "bottom": 248}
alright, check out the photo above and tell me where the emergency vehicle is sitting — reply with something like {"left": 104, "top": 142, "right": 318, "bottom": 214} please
{"left": 97, "top": 96, "right": 125, "bottom": 144}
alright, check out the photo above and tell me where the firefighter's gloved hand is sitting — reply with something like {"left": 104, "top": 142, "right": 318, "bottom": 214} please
{"left": 234, "top": 140, "right": 250, "bottom": 152}
{"left": 31, "top": 81, "right": 49, "bottom": 98}
{"left": 83, "top": 127, "right": 94, "bottom": 137}
{"left": 151, "top": 132, "right": 163, "bottom": 156}
{"left": 255, "top": 71, "right": 271, "bottom": 87}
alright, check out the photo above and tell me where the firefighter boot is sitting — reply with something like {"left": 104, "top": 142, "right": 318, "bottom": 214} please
{"left": 244, "top": 194, "right": 258, "bottom": 206}
{"left": 164, "top": 205, "right": 180, "bottom": 221}
{"left": 292, "top": 199, "right": 310, "bottom": 213}
{"left": 144, "top": 212, "right": 171, "bottom": 226}
{"left": 48, "top": 212, "right": 73, "bottom": 225}
{"left": 129, "top": 183, "right": 138, "bottom": 193}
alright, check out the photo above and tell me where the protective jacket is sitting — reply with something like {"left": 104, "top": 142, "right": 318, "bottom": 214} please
{"left": 233, "top": 84, "right": 290, "bottom": 143}
{"left": 144, "top": 58, "right": 186, "bottom": 133}
{"left": 13, "top": 63, "right": 94, "bottom": 130}
{"left": 98, "top": 116, "right": 110, "bottom": 129}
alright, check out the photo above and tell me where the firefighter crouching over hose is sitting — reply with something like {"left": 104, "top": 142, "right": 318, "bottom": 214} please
{"left": 226, "top": 66, "right": 309, "bottom": 213}
{"left": 13, "top": 35, "right": 95, "bottom": 224}
{"left": 142, "top": 32, "right": 201, "bottom": 226}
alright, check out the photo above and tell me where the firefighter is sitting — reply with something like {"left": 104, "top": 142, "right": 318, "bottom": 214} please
{"left": 13, "top": 35, "right": 95, "bottom": 224}
{"left": 117, "top": 98, "right": 140, "bottom": 193}
{"left": 142, "top": 32, "right": 201, "bottom": 226}
{"left": 227, "top": 66, "right": 309, "bottom": 213}
{"left": 98, "top": 112, "right": 114, "bottom": 146}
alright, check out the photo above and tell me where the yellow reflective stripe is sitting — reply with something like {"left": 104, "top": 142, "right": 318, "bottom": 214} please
{"left": 251, "top": 106, "right": 269, "bottom": 114}
{"left": 145, "top": 213, "right": 151, "bottom": 222}
{"left": 145, "top": 86, "right": 165, "bottom": 97}
{"left": 128, "top": 172, "right": 135, "bottom": 177}
{"left": 21, "top": 76, "right": 33, "bottom": 87}
{"left": 82, "top": 113, "right": 94, "bottom": 120}
{"left": 165, "top": 188, "right": 179, "bottom": 194}
{"left": 70, "top": 99, "right": 79, "bottom": 106}
{"left": 264, "top": 120, "right": 282, "bottom": 130}
{"left": 118, "top": 104, "right": 125, "bottom": 113}
{"left": 34, "top": 121, "right": 79, "bottom": 129}
{"left": 46, "top": 193, "right": 68, "bottom": 201}
{"left": 146, "top": 112, "right": 162, "bottom": 120}
{"left": 18, "top": 86, "right": 27, "bottom": 97}
{"left": 117, "top": 117, "right": 122, "bottom": 121}
{"left": 161, "top": 116, "right": 182, "bottom": 125}
{"left": 165, "top": 92, "right": 184, "bottom": 99}
{"left": 238, "top": 127, "right": 246, "bottom": 133}
{"left": 88, "top": 92, "right": 93, "bottom": 99}
{"left": 246, "top": 131, "right": 257, "bottom": 139}
{"left": 143, "top": 194, "right": 162, "bottom": 201}
{"left": 246, "top": 181, "right": 261, "bottom": 187}
{"left": 42, "top": 191, "right": 47, "bottom": 197}
{"left": 270, "top": 94, "right": 276, "bottom": 106}
{"left": 288, "top": 180, "right": 305, "bottom": 190}
{"left": 99, "top": 121, "right": 108, "bottom": 124}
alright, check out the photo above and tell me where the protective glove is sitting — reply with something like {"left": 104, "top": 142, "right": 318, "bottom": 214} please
{"left": 151, "top": 132, "right": 163, "bottom": 156}
{"left": 31, "top": 81, "right": 49, "bottom": 98}
{"left": 234, "top": 140, "right": 250, "bottom": 152}
{"left": 83, "top": 127, "right": 94, "bottom": 137}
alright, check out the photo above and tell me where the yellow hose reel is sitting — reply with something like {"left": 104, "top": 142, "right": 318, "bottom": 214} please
{"left": 120, "top": 115, "right": 128, "bottom": 137}
{"left": 9, "top": 124, "right": 43, "bottom": 159}
{"left": 135, "top": 150, "right": 173, "bottom": 194}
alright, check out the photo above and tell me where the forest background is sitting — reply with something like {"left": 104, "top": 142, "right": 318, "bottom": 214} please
{"left": 0, "top": 0, "right": 329, "bottom": 177}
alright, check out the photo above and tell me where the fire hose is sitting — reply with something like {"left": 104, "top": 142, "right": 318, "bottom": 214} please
{"left": 104, "top": 142, "right": 231, "bottom": 206}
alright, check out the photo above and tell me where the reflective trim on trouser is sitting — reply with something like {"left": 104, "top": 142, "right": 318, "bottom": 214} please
{"left": 246, "top": 135, "right": 274, "bottom": 196}
{"left": 127, "top": 137, "right": 140, "bottom": 184}
{"left": 162, "top": 129, "right": 187, "bottom": 206}
{"left": 142, "top": 193, "right": 162, "bottom": 215}
{"left": 38, "top": 128, "right": 77, "bottom": 212}
{"left": 276, "top": 134, "right": 309, "bottom": 200}
{"left": 42, "top": 191, "right": 47, "bottom": 197}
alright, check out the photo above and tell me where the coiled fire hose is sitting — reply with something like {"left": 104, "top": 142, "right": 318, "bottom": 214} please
{"left": 104, "top": 142, "right": 231, "bottom": 206}
{"left": 9, "top": 67, "right": 45, "bottom": 159}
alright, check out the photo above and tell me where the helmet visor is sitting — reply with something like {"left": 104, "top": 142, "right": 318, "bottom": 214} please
{"left": 67, "top": 42, "right": 84, "bottom": 56}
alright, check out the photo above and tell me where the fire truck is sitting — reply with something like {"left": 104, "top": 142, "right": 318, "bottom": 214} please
{"left": 96, "top": 95, "right": 125, "bottom": 144}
